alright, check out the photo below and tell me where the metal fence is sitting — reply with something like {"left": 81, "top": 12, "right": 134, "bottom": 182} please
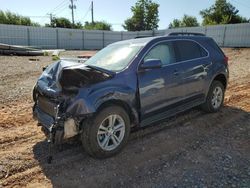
{"left": 0, "top": 23, "right": 249, "bottom": 49}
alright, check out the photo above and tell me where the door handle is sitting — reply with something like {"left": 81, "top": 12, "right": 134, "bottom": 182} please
{"left": 203, "top": 62, "right": 212, "bottom": 70}
{"left": 173, "top": 70, "right": 179, "bottom": 76}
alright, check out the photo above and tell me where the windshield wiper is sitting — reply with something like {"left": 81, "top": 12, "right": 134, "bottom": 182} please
{"left": 86, "top": 65, "right": 115, "bottom": 76}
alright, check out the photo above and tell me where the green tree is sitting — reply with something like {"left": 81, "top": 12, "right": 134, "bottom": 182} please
{"left": 83, "top": 21, "right": 112, "bottom": 30}
{"left": 200, "top": 0, "right": 249, "bottom": 25}
{"left": 74, "top": 22, "right": 83, "bottom": 29}
{"left": 46, "top": 17, "right": 83, "bottom": 29}
{"left": 168, "top": 19, "right": 181, "bottom": 28}
{"left": 169, "top": 15, "right": 199, "bottom": 28}
{"left": 123, "top": 0, "right": 159, "bottom": 31}
{"left": 49, "top": 17, "right": 72, "bottom": 28}
{"left": 0, "top": 10, "right": 39, "bottom": 26}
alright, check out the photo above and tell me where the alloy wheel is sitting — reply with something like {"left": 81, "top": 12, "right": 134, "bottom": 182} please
{"left": 97, "top": 114, "right": 125, "bottom": 151}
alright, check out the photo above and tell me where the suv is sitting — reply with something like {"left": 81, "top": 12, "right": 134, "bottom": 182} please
{"left": 33, "top": 33, "right": 229, "bottom": 159}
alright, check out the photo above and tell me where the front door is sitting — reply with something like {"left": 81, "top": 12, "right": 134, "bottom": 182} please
{"left": 138, "top": 42, "right": 184, "bottom": 122}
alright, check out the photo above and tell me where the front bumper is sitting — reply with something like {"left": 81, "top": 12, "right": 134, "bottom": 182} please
{"left": 33, "top": 104, "right": 65, "bottom": 146}
{"left": 33, "top": 105, "right": 55, "bottom": 131}
{"left": 33, "top": 103, "right": 80, "bottom": 143}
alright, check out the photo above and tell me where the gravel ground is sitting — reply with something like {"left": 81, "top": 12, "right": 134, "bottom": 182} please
{"left": 0, "top": 48, "right": 250, "bottom": 188}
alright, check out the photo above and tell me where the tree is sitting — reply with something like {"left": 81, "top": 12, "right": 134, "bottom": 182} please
{"left": 74, "top": 22, "right": 83, "bottom": 29}
{"left": 47, "top": 17, "right": 72, "bottom": 28}
{"left": 181, "top": 15, "right": 199, "bottom": 27}
{"left": 83, "top": 21, "right": 112, "bottom": 30}
{"left": 46, "top": 17, "right": 83, "bottom": 29}
{"left": 200, "top": 0, "right": 249, "bottom": 25}
{"left": 169, "top": 19, "right": 181, "bottom": 28}
{"left": 0, "top": 10, "right": 39, "bottom": 26}
{"left": 123, "top": 0, "right": 159, "bottom": 31}
{"left": 169, "top": 15, "right": 199, "bottom": 28}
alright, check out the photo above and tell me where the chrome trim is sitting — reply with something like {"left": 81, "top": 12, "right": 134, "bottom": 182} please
{"left": 137, "top": 38, "right": 210, "bottom": 71}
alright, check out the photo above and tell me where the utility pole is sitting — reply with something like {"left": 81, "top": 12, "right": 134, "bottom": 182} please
{"left": 47, "top": 13, "right": 55, "bottom": 27}
{"left": 69, "top": 0, "right": 76, "bottom": 26}
{"left": 91, "top": 1, "right": 94, "bottom": 24}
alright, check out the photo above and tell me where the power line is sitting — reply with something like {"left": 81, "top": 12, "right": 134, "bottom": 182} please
{"left": 26, "top": 16, "right": 50, "bottom": 18}
{"left": 47, "top": 0, "right": 68, "bottom": 14}
{"left": 82, "top": 4, "right": 92, "bottom": 21}
{"left": 41, "top": 0, "right": 68, "bottom": 24}
{"left": 52, "top": 3, "right": 69, "bottom": 15}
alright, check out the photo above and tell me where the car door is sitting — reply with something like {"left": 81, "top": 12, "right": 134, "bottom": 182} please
{"left": 138, "top": 41, "right": 184, "bottom": 121}
{"left": 173, "top": 40, "right": 210, "bottom": 101}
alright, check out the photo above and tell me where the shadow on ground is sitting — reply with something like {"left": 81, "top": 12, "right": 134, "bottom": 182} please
{"left": 33, "top": 106, "right": 250, "bottom": 187}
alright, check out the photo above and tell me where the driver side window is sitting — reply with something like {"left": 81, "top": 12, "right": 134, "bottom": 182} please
{"left": 144, "top": 42, "right": 175, "bottom": 65}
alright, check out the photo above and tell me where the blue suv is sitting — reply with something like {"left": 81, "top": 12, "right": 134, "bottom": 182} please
{"left": 33, "top": 33, "right": 229, "bottom": 159}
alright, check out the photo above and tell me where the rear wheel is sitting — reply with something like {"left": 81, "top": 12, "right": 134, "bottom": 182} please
{"left": 81, "top": 106, "right": 130, "bottom": 158}
{"left": 202, "top": 81, "right": 225, "bottom": 113}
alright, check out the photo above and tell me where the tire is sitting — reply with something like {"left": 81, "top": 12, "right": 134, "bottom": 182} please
{"left": 201, "top": 81, "right": 225, "bottom": 113}
{"left": 32, "top": 85, "right": 38, "bottom": 102}
{"left": 81, "top": 106, "right": 130, "bottom": 158}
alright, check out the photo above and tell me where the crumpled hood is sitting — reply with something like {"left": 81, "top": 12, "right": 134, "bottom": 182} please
{"left": 36, "top": 60, "right": 112, "bottom": 97}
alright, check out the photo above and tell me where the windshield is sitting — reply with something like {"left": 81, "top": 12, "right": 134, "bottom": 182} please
{"left": 85, "top": 43, "right": 143, "bottom": 72}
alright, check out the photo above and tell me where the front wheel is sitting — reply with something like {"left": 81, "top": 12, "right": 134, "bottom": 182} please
{"left": 201, "top": 81, "right": 225, "bottom": 113}
{"left": 81, "top": 106, "right": 130, "bottom": 158}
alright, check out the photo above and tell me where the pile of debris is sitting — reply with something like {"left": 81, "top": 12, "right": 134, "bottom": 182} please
{"left": 0, "top": 43, "right": 44, "bottom": 56}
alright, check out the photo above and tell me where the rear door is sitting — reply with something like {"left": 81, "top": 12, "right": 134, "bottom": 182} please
{"left": 173, "top": 40, "right": 210, "bottom": 100}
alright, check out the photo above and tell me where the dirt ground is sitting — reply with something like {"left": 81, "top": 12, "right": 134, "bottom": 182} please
{"left": 0, "top": 48, "right": 249, "bottom": 188}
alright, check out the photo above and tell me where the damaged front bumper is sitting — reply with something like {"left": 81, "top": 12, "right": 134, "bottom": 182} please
{"left": 33, "top": 102, "right": 80, "bottom": 145}
{"left": 33, "top": 95, "right": 86, "bottom": 163}
{"left": 33, "top": 102, "right": 63, "bottom": 163}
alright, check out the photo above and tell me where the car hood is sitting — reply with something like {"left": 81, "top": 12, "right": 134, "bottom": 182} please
{"left": 36, "top": 60, "right": 113, "bottom": 97}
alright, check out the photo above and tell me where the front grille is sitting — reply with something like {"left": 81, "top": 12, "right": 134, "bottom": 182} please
{"left": 37, "top": 96, "right": 58, "bottom": 117}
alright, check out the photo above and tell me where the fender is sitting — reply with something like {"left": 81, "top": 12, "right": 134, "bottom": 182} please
{"left": 205, "top": 64, "right": 229, "bottom": 97}
{"left": 65, "top": 85, "right": 138, "bottom": 118}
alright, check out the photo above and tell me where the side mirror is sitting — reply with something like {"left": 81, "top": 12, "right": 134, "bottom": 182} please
{"left": 140, "top": 59, "right": 162, "bottom": 70}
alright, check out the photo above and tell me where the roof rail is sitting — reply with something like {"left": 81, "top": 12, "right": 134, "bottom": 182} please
{"left": 134, "top": 35, "right": 153, "bottom": 39}
{"left": 167, "top": 32, "right": 205, "bottom": 36}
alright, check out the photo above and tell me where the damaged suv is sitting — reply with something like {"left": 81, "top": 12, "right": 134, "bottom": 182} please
{"left": 33, "top": 33, "right": 229, "bottom": 159}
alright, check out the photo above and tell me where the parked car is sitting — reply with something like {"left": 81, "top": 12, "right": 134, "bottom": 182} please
{"left": 33, "top": 33, "right": 229, "bottom": 159}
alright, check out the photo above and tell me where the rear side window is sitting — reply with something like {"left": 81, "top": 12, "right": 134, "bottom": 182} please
{"left": 174, "top": 40, "right": 208, "bottom": 62}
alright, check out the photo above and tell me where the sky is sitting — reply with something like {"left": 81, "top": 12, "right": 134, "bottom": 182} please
{"left": 0, "top": 0, "right": 249, "bottom": 31}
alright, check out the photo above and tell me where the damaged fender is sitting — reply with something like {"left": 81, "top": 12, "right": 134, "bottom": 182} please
{"left": 65, "top": 85, "right": 139, "bottom": 126}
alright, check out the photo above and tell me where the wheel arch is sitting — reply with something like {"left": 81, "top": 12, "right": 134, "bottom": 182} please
{"left": 96, "top": 99, "right": 139, "bottom": 127}
{"left": 206, "top": 73, "right": 228, "bottom": 97}
{"left": 213, "top": 74, "right": 227, "bottom": 89}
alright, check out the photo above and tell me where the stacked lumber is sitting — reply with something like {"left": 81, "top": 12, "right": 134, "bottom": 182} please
{"left": 0, "top": 43, "right": 44, "bottom": 56}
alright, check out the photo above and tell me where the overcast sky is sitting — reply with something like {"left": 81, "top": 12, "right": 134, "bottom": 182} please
{"left": 1, "top": 0, "right": 249, "bottom": 30}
